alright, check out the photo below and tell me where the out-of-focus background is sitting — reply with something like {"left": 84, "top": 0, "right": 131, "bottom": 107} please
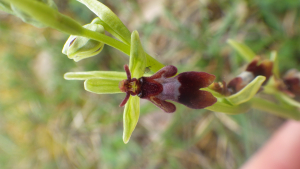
{"left": 1, "top": 0, "right": 300, "bottom": 168}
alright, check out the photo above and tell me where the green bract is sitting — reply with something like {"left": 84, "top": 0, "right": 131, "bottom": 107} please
{"left": 0, "top": 1, "right": 14, "bottom": 14}
{"left": 227, "top": 39, "right": 256, "bottom": 62}
{"left": 77, "top": 0, "right": 131, "bottom": 45}
{"left": 62, "top": 20, "right": 105, "bottom": 62}
{"left": 11, "top": 0, "right": 57, "bottom": 27}
{"left": 227, "top": 76, "right": 266, "bottom": 105}
{"left": 4, "top": 0, "right": 84, "bottom": 35}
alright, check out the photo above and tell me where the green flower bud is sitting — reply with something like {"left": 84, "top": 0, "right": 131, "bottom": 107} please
{"left": 62, "top": 21, "right": 105, "bottom": 62}
{"left": 10, "top": 0, "right": 57, "bottom": 28}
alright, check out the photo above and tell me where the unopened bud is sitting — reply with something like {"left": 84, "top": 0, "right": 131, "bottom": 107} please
{"left": 62, "top": 21, "right": 105, "bottom": 62}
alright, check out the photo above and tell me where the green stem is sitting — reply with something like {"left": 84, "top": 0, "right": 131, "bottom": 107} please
{"left": 81, "top": 28, "right": 130, "bottom": 55}
{"left": 251, "top": 97, "right": 300, "bottom": 120}
{"left": 205, "top": 100, "right": 251, "bottom": 115}
{"left": 82, "top": 29, "right": 164, "bottom": 72}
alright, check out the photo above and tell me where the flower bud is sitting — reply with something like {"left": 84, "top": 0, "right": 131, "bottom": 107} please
{"left": 283, "top": 69, "right": 300, "bottom": 97}
{"left": 62, "top": 21, "right": 105, "bottom": 62}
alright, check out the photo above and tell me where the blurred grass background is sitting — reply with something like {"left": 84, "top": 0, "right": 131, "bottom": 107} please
{"left": 0, "top": 0, "right": 300, "bottom": 168}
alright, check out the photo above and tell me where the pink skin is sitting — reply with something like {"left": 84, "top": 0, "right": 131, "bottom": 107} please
{"left": 241, "top": 120, "right": 300, "bottom": 169}
{"left": 119, "top": 65, "right": 217, "bottom": 113}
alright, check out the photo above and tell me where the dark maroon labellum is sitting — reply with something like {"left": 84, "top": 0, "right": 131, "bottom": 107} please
{"left": 119, "top": 65, "right": 217, "bottom": 113}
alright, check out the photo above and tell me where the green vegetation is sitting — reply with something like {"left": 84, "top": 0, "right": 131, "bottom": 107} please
{"left": 0, "top": 0, "right": 300, "bottom": 168}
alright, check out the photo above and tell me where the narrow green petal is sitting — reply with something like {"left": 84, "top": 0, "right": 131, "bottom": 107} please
{"left": 64, "top": 71, "right": 127, "bottom": 80}
{"left": 226, "top": 76, "right": 266, "bottom": 105}
{"left": 77, "top": 0, "right": 131, "bottom": 45}
{"left": 227, "top": 39, "right": 256, "bottom": 62}
{"left": 123, "top": 96, "right": 140, "bottom": 144}
{"left": 84, "top": 78, "right": 121, "bottom": 94}
{"left": 129, "top": 31, "right": 146, "bottom": 78}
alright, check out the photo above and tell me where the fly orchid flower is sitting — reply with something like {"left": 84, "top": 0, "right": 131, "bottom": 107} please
{"left": 119, "top": 65, "right": 217, "bottom": 113}
{"left": 211, "top": 57, "right": 272, "bottom": 95}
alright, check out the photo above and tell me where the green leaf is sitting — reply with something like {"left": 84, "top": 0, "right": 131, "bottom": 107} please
{"left": 277, "top": 93, "right": 300, "bottom": 109}
{"left": 64, "top": 71, "right": 127, "bottom": 80}
{"left": 227, "top": 39, "right": 256, "bottom": 62}
{"left": 5, "top": 0, "right": 84, "bottom": 34}
{"left": 251, "top": 98, "right": 300, "bottom": 120}
{"left": 77, "top": 0, "right": 131, "bottom": 45}
{"left": 129, "top": 31, "right": 146, "bottom": 78}
{"left": 84, "top": 78, "right": 121, "bottom": 94}
{"left": 270, "top": 51, "right": 280, "bottom": 78}
{"left": 123, "top": 96, "right": 140, "bottom": 144}
{"left": 226, "top": 76, "right": 266, "bottom": 105}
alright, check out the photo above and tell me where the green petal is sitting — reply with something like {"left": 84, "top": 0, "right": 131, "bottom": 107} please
{"left": 226, "top": 76, "right": 266, "bottom": 105}
{"left": 64, "top": 71, "right": 127, "bottom": 80}
{"left": 84, "top": 78, "right": 121, "bottom": 94}
{"left": 77, "top": 0, "right": 131, "bottom": 45}
{"left": 123, "top": 96, "right": 140, "bottom": 144}
{"left": 227, "top": 39, "right": 256, "bottom": 62}
{"left": 129, "top": 31, "right": 146, "bottom": 78}
{"left": 5, "top": 0, "right": 84, "bottom": 34}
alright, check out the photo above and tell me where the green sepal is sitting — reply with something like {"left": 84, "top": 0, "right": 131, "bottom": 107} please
{"left": 226, "top": 76, "right": 266, "bottom": 105}
{"left": 64, "top": 71, "right": 127, "bottom": 80}
{"left": 129, "top": 31, "right": 146, "bottom": 78}
{"left": 62, "top": 23, "right": 105, "bottom": 62}
{"left": 227, "top": 39, "right": 256, "bottom": 62}
{"left": 84, "top": 78, "right": 121, "bottom": 94}
{"left": 123, "top": 96, "right": 140, "bottom": 144}
{"left": 5, "top": 0, "right": 84, "bottom": 35}
{"left": 77, "top": 0, "right": 131, "bottom": 45}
